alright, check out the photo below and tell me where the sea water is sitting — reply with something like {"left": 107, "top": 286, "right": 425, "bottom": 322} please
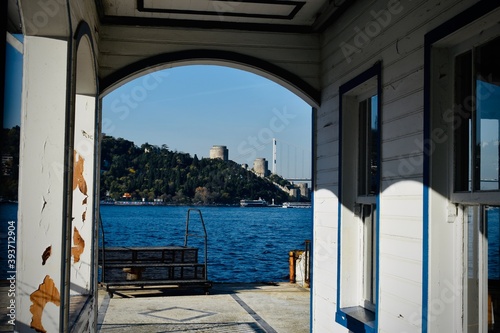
{"left": 0, "top": 203, "right": 312, "bottom": 282}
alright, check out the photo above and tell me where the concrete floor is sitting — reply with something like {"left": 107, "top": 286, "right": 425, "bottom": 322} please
{"left": 98, "top": 282, "right": 310, "bottom": 333}
{"left": 0, "top": 281, "right": 310, "bottom": 332}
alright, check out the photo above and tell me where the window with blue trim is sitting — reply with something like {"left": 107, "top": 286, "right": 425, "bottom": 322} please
{"left": 337, "top": 63, "right": 380, "bottom": 333}
{"left": 451, "top": 35, "right": 500, "bottom": 332}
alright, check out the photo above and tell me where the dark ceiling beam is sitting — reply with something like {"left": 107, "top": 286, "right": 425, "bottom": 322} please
{"left": 94, "top": 0, "right": 354, "bottom": 34}
{"left": 99, "top": 15, "right": 315, "bottom": 33}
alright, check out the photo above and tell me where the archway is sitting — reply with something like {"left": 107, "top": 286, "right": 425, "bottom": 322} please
{"left": 97, "top": 62, "right": 314, "bottom": 292}
{"left": 67, "top": 21, "right": 100, "bottom": 332}
{"left": 99, "top": 49, "right": 321, "bottom": 108}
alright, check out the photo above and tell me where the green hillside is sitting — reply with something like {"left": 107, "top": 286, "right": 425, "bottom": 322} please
{"left": 100, "top": 135, "right": 292, "bottom": 205}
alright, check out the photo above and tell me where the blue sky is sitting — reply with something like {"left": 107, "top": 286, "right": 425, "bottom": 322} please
{"left": 102, "top": 65, "right": 312, "bottom": 178}
{"left": 4, "top": 37, "right": 312, "bottom": 179}
{"left": 3, "top": 35, "right": 23, "bottom": 129}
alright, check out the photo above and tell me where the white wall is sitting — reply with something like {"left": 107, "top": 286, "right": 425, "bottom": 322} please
{"left": 313, "top": 0, "right": 483, "bottom": 332}
{"left": 17, "top": 35, "right": 69, "bottom": 333}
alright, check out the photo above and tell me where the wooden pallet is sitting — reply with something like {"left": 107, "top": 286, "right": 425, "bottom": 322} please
{"left": 98, "top": 246, "right": 211, "bottom": 295}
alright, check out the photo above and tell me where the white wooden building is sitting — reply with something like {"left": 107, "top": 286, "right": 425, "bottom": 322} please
{"left": 3, "top": 0, "right": 500, "bottom": 332}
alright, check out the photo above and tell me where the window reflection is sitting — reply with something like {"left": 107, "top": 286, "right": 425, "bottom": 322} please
{"left": 488, "top": 206, "right": 500, "bottom": 332}
{"left": 476, "top": 37, "right": 500, "bottom": 191}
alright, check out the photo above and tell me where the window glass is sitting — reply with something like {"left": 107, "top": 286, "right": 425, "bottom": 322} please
{"left": 466, "top": 205, "right": 500, "bottom": 332}
{"left": 358, "top": 95, "right": 379, "bottom": 196}
{"left": 487, "top": 206, "right": 500, "bottom": 332}
{"left": 476, "top": 37, "right": 500, "bottom": 191}
{"left": 454, "top": 37, "right": 500, "bottom": 192}
{"left": 454, "top": 51, "right": 472, "bottom": 192}
{"left": 362, "top": 204, "right": 376, "bottom": 311}
{"left": 466, "top": 206, "right": 480, "bottom": 331}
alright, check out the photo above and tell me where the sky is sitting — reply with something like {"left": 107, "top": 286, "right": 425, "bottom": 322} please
{"left": 4, "top": 36, "right": 312, "bottom": 180}
{"left": 101, "top": 65, "right": 312, "bottom": 179}
{"left": 3, "top": 35, "right": 23, "bottom": 129}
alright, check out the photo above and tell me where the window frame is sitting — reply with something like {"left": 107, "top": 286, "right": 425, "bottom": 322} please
{"left": 452, "top": 34, "right": 500, "bottom": 333}
{"left": 425, "top": 3, "right": 500, "bottom": 331}
{"left": 336, "top": 62, "right": 382, "bottom": 333}
{"left": 452, "top": 35, "right": 500, "bottom": 195}
{"left": 449, "top": 34, "right": 500, "bottom": 205}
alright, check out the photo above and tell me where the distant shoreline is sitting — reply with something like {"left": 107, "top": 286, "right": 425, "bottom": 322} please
{"left": 100, "top": 200, "right": 239, "bottom": 207}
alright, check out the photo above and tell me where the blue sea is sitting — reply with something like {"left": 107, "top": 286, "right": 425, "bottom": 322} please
{"left": 0, "top": 203, "right": 312, "bottom": 282}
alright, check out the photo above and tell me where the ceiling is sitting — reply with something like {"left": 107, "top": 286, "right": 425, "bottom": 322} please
{"left": 6, "top": 0, "right": 352, "bottom": 35}
{"left": 95, "top": 0, "right": 352, "bottom": 33}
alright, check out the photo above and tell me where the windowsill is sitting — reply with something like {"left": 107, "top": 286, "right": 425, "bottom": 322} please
{"left": 336, "top": 306, "right": 375, "bottom": 333}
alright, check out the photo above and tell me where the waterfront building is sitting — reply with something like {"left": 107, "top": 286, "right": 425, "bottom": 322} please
{"left": 297, "top": 182, "right": 309, "bottom": 200}
{"left": 253, "top": 157, "right": 270, "bottom": 177}
{"left": 5, "top": 1, "right": 500, "bottom": 332}
{"left": 209, "top": 145, "right": 228, "bottom": 161}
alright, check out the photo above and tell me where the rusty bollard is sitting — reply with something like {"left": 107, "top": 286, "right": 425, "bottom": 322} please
{"left": 289, "top": 251, "right": 296, "bottom": 283}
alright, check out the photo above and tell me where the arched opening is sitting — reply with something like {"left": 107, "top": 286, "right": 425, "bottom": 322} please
{"left": 67, "top": 21, "right": 99, "bottom": 330}
{"left": 99, "top": 50, "right": 321, "bottom": 108}
{"left": 97, "top": 62, "right": 313, "bottom": 295}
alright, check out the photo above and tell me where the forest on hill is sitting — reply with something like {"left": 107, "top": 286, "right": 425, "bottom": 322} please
{"left": 100, "top": 135, "right": 293, "bottom": 205}
{"left": 0, "top": 130, "right": 294, "bottom": 205}
{"left": 0, "top": 126, "right": 20, "bottom": 201}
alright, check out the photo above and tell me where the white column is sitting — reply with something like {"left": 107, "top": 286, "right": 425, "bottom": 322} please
{"left": 16, "top": 36, "right": 69, "bottom": 333}
{"left": 71, "top": 94, "right": 96, "bottom": 295}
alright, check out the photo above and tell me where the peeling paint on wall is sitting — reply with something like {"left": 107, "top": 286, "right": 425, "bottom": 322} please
{"left": 41, "top": 246, "right": 51, "bottom": 265}
{"left": 73, "top": 150, "right": 89, "bottom": 224}
{"left": 71, "top": 227, "right": 85, "bottom": 263}
{"left": 29, "top": 275, "right": 61, "bottom": 333}
{"left": 73, "top": 150, "right": 88, "bottom": 199}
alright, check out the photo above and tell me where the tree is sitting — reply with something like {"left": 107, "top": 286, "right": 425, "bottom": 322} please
{"left": 100, "top": 135, "right": 291, "bottom": 205}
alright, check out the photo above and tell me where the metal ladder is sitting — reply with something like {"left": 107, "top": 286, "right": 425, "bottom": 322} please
{"left": 184, "top": 208, "right": 208, "bottom": 282}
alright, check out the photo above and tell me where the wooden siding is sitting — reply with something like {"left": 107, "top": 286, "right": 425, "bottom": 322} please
{"left": 313, "top": 0, "right": 483, "bottom": 332}
{"left": 98, "top": 25, "right": 320, "bottom": 104}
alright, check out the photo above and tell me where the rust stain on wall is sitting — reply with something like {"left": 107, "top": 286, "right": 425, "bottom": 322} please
{"left": 71, "top": 227, "right": 85, "bottom": 263}
{"left": 73, "top": 150, "right": 88, "bottom": 199}
{"left": 30, "top": 275, "right": 61, "bottom": 333}
{"left": 41, "top": 246, "right": 51, "bottom": 265}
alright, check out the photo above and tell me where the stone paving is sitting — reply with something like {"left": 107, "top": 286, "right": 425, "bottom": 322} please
{"left": 98, "top": 282, "right": 310, "bottom": 333}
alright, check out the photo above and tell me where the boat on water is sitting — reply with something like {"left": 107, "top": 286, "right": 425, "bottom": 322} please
{"left": 282, "top": 202, "right": 312, "bottom": 209}
{"left": 240, "top": 198, "right": 268, "bottom": 207}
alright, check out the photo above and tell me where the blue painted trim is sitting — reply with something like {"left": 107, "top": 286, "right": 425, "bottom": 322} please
{"left": 374, "top": 65, "right": 382, "bottom": 330}
{"left": 336, "top": 309, "right": 376, "bottom": 333}
{"left": 310, "top": 107, "right": 316, "bottom": 333}
{"left": 422, "top": 2, "right": 500, "bottom": 332}
{"left": 336, "top": 84, "right": 343, "bottom": 316}
{"left": 336, "top": 62, "right": 382, "bottom": 332}
{"left": 422, "top": 36, "right": 430, "bottom": 333}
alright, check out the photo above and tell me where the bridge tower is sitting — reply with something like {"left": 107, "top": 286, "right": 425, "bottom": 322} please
{"left": 273, "top": 138, "right": 277, "bottom": 174}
